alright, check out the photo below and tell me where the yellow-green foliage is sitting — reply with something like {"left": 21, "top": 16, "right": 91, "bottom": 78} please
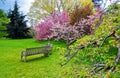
{"left": 71, "top": 3, "right": 120, "bottom": 48}
{"left": 79, "top": 0, "right": 94, "bottom": 7}
{"left": 116, "top": 30, "right": 120, "bottom": 35}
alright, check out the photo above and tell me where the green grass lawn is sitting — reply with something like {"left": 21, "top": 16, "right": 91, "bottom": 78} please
{"left": 0, "top": 38, "right": 67, "bottom": 78}
{"left": 1, "top": 38, "right": 120, "bottom": 78}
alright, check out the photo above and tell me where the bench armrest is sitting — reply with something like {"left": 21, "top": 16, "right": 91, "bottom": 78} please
{"left": 21, "top": 50, "right": 26, "bottom": 56}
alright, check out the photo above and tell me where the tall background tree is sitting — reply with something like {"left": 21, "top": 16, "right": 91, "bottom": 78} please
{"left": 28, "top": 0, "right": 93, "bottom": 24}
{"left": 7, "top": 1, "right": 30, "bottom": 39}
{"left": 0, "top": 9, "right": 9, "bottom": 38}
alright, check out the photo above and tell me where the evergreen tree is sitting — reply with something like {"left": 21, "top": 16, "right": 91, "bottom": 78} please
{"left": 7, "top": 1, "right": 30, "bottom": 39}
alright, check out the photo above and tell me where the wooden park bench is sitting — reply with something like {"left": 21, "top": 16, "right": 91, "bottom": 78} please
{"left": 21, "top": 43, "right": 53, "bottom": 62}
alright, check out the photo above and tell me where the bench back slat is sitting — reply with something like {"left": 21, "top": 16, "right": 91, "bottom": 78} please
{"left": 24, "top": 44, "right": 53, "bottom": 56}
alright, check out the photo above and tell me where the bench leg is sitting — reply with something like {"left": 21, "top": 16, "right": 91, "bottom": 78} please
{"left": 21, "top": 51, "right": 26, "bottom": 62}
{"left": 23, "top": 56, "right": 26, "bottom": 62}
{"left": 21, "top": 56, "right": 26, "bottom": 62}
{"left": 21, "top": 55, "right": 23, "bottom": 61}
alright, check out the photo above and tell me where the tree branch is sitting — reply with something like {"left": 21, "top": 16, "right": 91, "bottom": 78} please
{"left": 100, "top": 30, "right": 116, "bottom": 47}
{"left": 60, "top": 45, "right": 85, "bottom": 66}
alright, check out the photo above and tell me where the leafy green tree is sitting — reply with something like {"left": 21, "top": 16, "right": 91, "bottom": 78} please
{"left": 7, "top": 1, "right": 30, "bottom": 39}
{"left": 0, "top": 9, "right": 9, "bottom": 38}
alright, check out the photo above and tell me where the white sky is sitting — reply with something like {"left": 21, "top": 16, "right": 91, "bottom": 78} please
{"left": 18, "top": 0, "right": 34, "bottom": 14}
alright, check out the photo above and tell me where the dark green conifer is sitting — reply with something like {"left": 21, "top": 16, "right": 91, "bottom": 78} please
{"left": 7, "top": 1, "right": 30, "bottom": 39}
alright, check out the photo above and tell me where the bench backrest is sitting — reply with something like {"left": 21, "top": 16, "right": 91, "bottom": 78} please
{"left": 25, "top": 43, "right": 53, "bottom": 56}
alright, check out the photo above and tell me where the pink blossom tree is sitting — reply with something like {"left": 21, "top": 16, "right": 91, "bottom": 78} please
{"left": 34, "top": 10, "right": 69, "bottom": 40}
